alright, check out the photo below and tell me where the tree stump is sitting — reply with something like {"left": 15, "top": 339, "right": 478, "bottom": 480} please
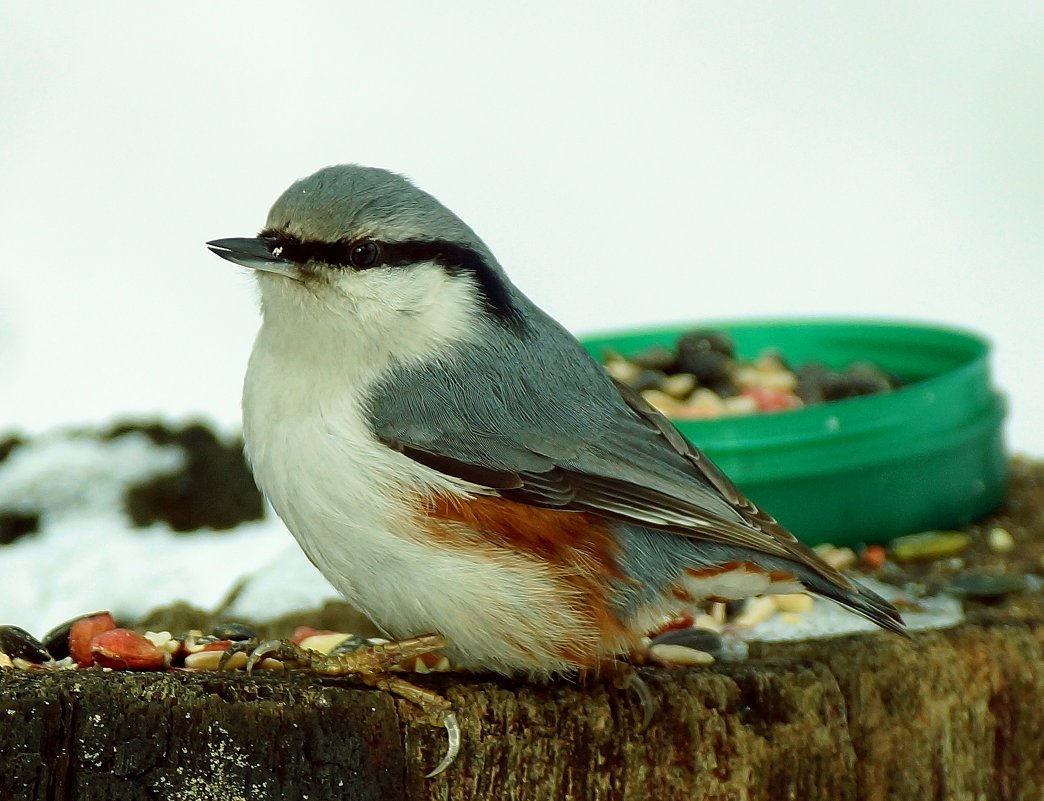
{"left": 3, "top": 456, "right": 1043, "bottom": 799}
{"left": 2, "top": 598, "right": 1042, "bottom": 801}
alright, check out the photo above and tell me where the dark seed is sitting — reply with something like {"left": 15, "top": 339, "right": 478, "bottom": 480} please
{"left": 676, "top": 349, "right": 730, "bottom": 386}
{"left": 848, "top": 361, "right": 902, "bottom": 390}
{"left": 649, "top": 627, "right": 724, "bottom": 655}
{"left": 632, "top": 346, "right": 676, "bottom": 372}
{"left": 723, "top": 599, "right": 747, "bottom": 619}
{"left": 948, "top": 572, "right": 1027, "bottom": 599}
{"left": 330, "top": 635, "right": 372, "bottom": 656}
{"left": 630, "top": 370, "right": 667, "bottom": 394}
{"left": 210, "top": 623, "right": 258, "bottom": 642}
{"left": 42, "top": 610, "right": 111, "bottom": 660}
{"left": 834, "top": 364, "right": 893, "bottom": 398}
{"left": 795, "top": 363, "right": 830, "bottom": 405}
{"left": 0, "top": 626, "right": 51, "bottom": 664}
{"left": 819, "top": 371, "right": 851, "bottom": 402}
{"left": 677, "top": 330, "right": 735, "bottom": 359}
{"left": 707, "top": 378, "right": 740, "bottom": 399}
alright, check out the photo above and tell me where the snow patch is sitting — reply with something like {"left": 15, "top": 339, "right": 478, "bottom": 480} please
{"left": 0, "top": 432, "right": 183, "bottom": 520}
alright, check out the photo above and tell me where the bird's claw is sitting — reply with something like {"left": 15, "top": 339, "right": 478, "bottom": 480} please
{"left": 244, "top": 637, "right": 307, "bottom": 672}
{"left": 622, "top": 670, "right": 656, "bottom": 730}
{"left": 427, "top": 711, "right": 461, "bottom": 778}
{"left": 217, "top": 638, "right": 259, "bottom": 671}
{"left": 366, "top": 672, "right": 459, "bottom": 777}
{"left": 595, "top": 659, "right": 658, "bottom": 730}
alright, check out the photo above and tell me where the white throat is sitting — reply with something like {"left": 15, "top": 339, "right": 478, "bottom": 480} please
{"left": 252, "top": 261, "right": 481, "bottom": 387}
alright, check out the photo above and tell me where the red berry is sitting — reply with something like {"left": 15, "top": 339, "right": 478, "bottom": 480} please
{"left": 742, "top": 387, "right": 802, "bottom": 413}
{"left": 198, "top": 639, "right": 234, "bottom": 653}
{"left": 69, "top": 612, "right": 116, "bottom": 668}
{"left": 291, "top": 626, "right": 336, "bottom": 644}
{"left": 862, "top": 544, "right": 887, "bottom": 570}
{"left": 90, "top": 629, "right": 166, "bottom": 670}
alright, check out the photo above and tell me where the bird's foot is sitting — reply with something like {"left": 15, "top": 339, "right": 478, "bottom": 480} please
{"left": 243, "top": 632, "right": 448, "bottom": 676}
{"left": 221, "top": 632, "right": 460, "bottom": 776}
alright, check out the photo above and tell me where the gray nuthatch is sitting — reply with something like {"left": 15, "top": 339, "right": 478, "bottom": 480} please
{"left": 207, "top": 163, "right": 903, "bottom": 762}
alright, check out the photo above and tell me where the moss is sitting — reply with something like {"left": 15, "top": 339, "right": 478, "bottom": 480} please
{"left": 106, "top": 421, "right": 264, "bottom": 532}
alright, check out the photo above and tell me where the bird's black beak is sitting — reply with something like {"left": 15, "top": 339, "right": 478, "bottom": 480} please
{"left": 206, "top": 236, "right": 298, "bottom": 279}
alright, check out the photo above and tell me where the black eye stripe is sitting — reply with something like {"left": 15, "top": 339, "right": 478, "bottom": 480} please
{"left": 258, "top": 234, "right": 362, "bottom": 268}
{"left": 258, "top": 233, "right": 468, "bottom": 272}
{"left": 258, "top": 231, "right": 526, "bottom": 330}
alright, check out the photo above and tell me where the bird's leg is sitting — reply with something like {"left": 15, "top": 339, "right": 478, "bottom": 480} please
{"left": 241, "top": 633, "right": 460, "bottom": 776}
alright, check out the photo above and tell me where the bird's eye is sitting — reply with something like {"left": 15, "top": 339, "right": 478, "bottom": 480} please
{"left": 349, "top": 241, "right": 379, "bottom": 269}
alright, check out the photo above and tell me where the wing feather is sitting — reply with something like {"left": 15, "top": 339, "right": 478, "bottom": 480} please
{"left": 368, "top": 317, "right": 850, "bottom": 590}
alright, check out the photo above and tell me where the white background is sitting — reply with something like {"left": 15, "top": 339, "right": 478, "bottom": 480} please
{"left": 2, "top": 3, "right": 1042, "bottom": 454}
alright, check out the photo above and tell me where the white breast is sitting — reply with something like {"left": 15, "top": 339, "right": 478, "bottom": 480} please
{"left": 242, "top": 268, "right": 478, "bottom": 609}
{"left": 241, "top": 270, "right": 594, "bottom": 674}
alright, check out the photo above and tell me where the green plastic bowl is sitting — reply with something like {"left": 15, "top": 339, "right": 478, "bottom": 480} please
{"left": 580, "top": 319, "right": 1007, "bottom": 546}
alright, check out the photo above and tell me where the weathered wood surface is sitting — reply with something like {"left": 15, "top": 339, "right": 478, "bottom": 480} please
{"left": 2, "top": 599, "right": 1042, "bottom": 801}
{"left": 3, "top": 458, "right": 1043, "bottom": 799}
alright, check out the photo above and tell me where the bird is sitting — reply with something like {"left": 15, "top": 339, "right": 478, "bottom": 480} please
{"left": 207, "top": 163, "right": 903, "bottom": 768}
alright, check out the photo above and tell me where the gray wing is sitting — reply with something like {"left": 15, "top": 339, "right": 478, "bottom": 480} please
{"left": 368, "top": 307, "right": 846, "bottom": 585}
